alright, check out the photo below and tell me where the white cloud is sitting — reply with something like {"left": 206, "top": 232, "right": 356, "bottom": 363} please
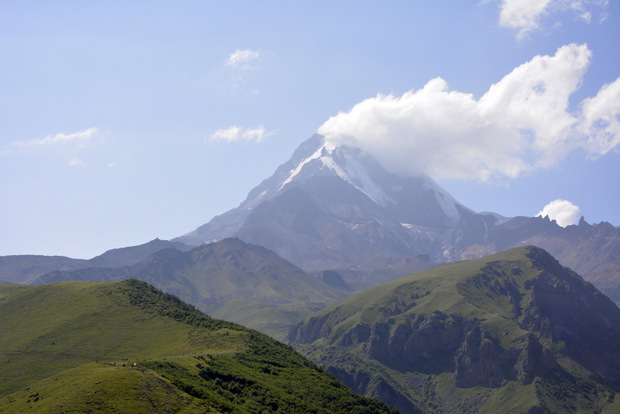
{"left": 209, "top": 125, "right": 271, "bottom": 143}
{"left": 499, "top": 0, "right": 553, "bottom": 39}
{"left": 536, "top": 199, "right": 580, "bottom": 227}
{"left": 226, "top": 49, "right": 260, "bottom": 69}
{"left": 2, "top": 127, "right": 126, "bottom": 170}
{"left": 319, "top": 44, "right": 617, "bottom": 182}
{"left": 15, "top": 127, "right": 98, "bottom": 147}
{"left": 497, "top": 0, "right": 609, "bottom": 39}
{"left": 479, "top": 43, "right": 590, "bottom": 167}
{"left": 578, "top": 76, "right": 620, "bottom": 157}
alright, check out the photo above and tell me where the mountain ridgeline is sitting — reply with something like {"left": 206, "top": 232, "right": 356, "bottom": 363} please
{"left": 175, "top": 134, "right": 620, "bottom": 303}
{"left": 177, "top": 134, "right": 465, "bottom": 288}
{"left": 0, "top": 280, "right": 396, "bottom": 413}
{"left": 3, "top": 134, "right": 619, "bottom": 302}
{"left": 289, "top": 246, "right": 620, "bottom": 413}
{"left": 0, "top": 238, "right": 192, "bottom": 284}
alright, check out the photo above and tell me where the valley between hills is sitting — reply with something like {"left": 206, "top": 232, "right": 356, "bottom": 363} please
{"left": 2, "top": 135, "right": 620, "bottom": 413}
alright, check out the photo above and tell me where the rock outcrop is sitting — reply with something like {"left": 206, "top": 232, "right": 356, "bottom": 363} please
{"left": 290, "top": 246, "right": 620, "bottom": 413}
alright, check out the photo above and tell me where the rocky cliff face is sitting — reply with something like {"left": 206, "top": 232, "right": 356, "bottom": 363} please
{"left": 290, "top": 246, "right": 620, "bottom": 413}
{"left": 518, "top": 247, "right": 620, "bottom": 384}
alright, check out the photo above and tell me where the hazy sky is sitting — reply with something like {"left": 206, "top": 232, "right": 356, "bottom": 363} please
{"left": 1, "top": 1, "right": 619, "bottom": 258}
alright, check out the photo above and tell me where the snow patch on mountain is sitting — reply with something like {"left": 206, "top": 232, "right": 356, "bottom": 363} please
{"left": 278, "top": 142, "right": 394, "bottom": 207}
{"left": 279, "top": 145, "right": 326, "bottom": 190}
{"left": 321, "top": 151, "right": 394, "bottom": 207}
{"left": 422, "top": 180, "right": 461, "bottom": 223}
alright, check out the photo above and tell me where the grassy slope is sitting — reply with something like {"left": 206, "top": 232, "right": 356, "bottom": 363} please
{"left": 0, "top": 280, "right": 396, "bottom": 414}
{"left": 292, "top": 246, "right": 619, "bottom": 413}
{"left": 0, "top": 281, "right": 245, "bottom": 395}
{"left": 0, "top": 363, "right": 208, "bottom": 414}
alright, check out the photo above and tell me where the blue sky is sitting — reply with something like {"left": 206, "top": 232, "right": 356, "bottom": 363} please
{"left": 1, "top": 1, "right": 619, "bottom": 258}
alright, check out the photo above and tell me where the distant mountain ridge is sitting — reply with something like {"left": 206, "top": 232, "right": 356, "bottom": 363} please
{"left": 290, "top": 246, "right": 620, "bottom": 413}
{"left": 456, "top": 214, "right": 620, "bottom": 303}
{"left": 34, "top": 238, "right": 345, "bottom": 340}
{"left": 0, "top": 238, "right": 192, "bottom": 284}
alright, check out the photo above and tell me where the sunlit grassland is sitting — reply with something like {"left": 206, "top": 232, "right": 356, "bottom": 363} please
{"left": 0, "top": 279, "right": 397, "bottom": 413}
{"left": 0, "top": 281, "right": 246, "bottom": 396}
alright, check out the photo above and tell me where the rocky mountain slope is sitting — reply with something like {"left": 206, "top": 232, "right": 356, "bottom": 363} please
{"left": 0, "top": 279, "right": 395, "bottom": 413}
{"left": 175, "top": 134, "right": 620, "bottom": 303}
{"left": 33, "top": 238, "right": 345, "bottom": 340}
{"left": 289, "top": 246, "right": 620, "bottom": 413}
{"left": 456, "top": 215, "right": 620, "bottom": 304}
{"left": 177, "top": 134, "right": 500, "bottom": 289}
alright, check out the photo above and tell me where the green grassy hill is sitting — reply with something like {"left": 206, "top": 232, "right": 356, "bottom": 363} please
{"left": 34, "top": 238, "right": 345, "bottom": 340}
{"left": 0, "top": 280, "right": 396, "bottom": 413}
{"left": 290, "top": 246, "right": 620, "bottom": 413}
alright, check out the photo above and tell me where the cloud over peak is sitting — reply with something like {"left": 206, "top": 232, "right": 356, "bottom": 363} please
{"left": 318, "top": 44, "right": 619, "bottom": 182}
{"left": 537, "top": 199, "right": 581, "bottom": 227}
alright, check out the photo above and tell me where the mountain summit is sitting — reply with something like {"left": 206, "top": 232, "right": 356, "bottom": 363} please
{"left": 177, "top": 134, "right": 620, "bottom": 300}
{"left": 178, "top": 135, "right": 500, "bottom": 285}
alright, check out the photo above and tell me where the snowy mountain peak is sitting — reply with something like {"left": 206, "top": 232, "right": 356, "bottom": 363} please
{"left": 272, "top": 136, "right": 463, "bottom": 224}
{"left": 177, "top": 134, "right": 499, "bottom": 269}
{"left": 277, "top": 140, "right": 395, "bottom": 207}
{"left": 279, "top": 143, "right": 329, "bottom": 190}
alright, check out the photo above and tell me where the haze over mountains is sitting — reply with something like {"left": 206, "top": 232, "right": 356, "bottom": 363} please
{"left": 0, "top": 238, "right": 192, "bottom": 285}
{"left": 3, "top": 1, "right": 619, "bottom": 412}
